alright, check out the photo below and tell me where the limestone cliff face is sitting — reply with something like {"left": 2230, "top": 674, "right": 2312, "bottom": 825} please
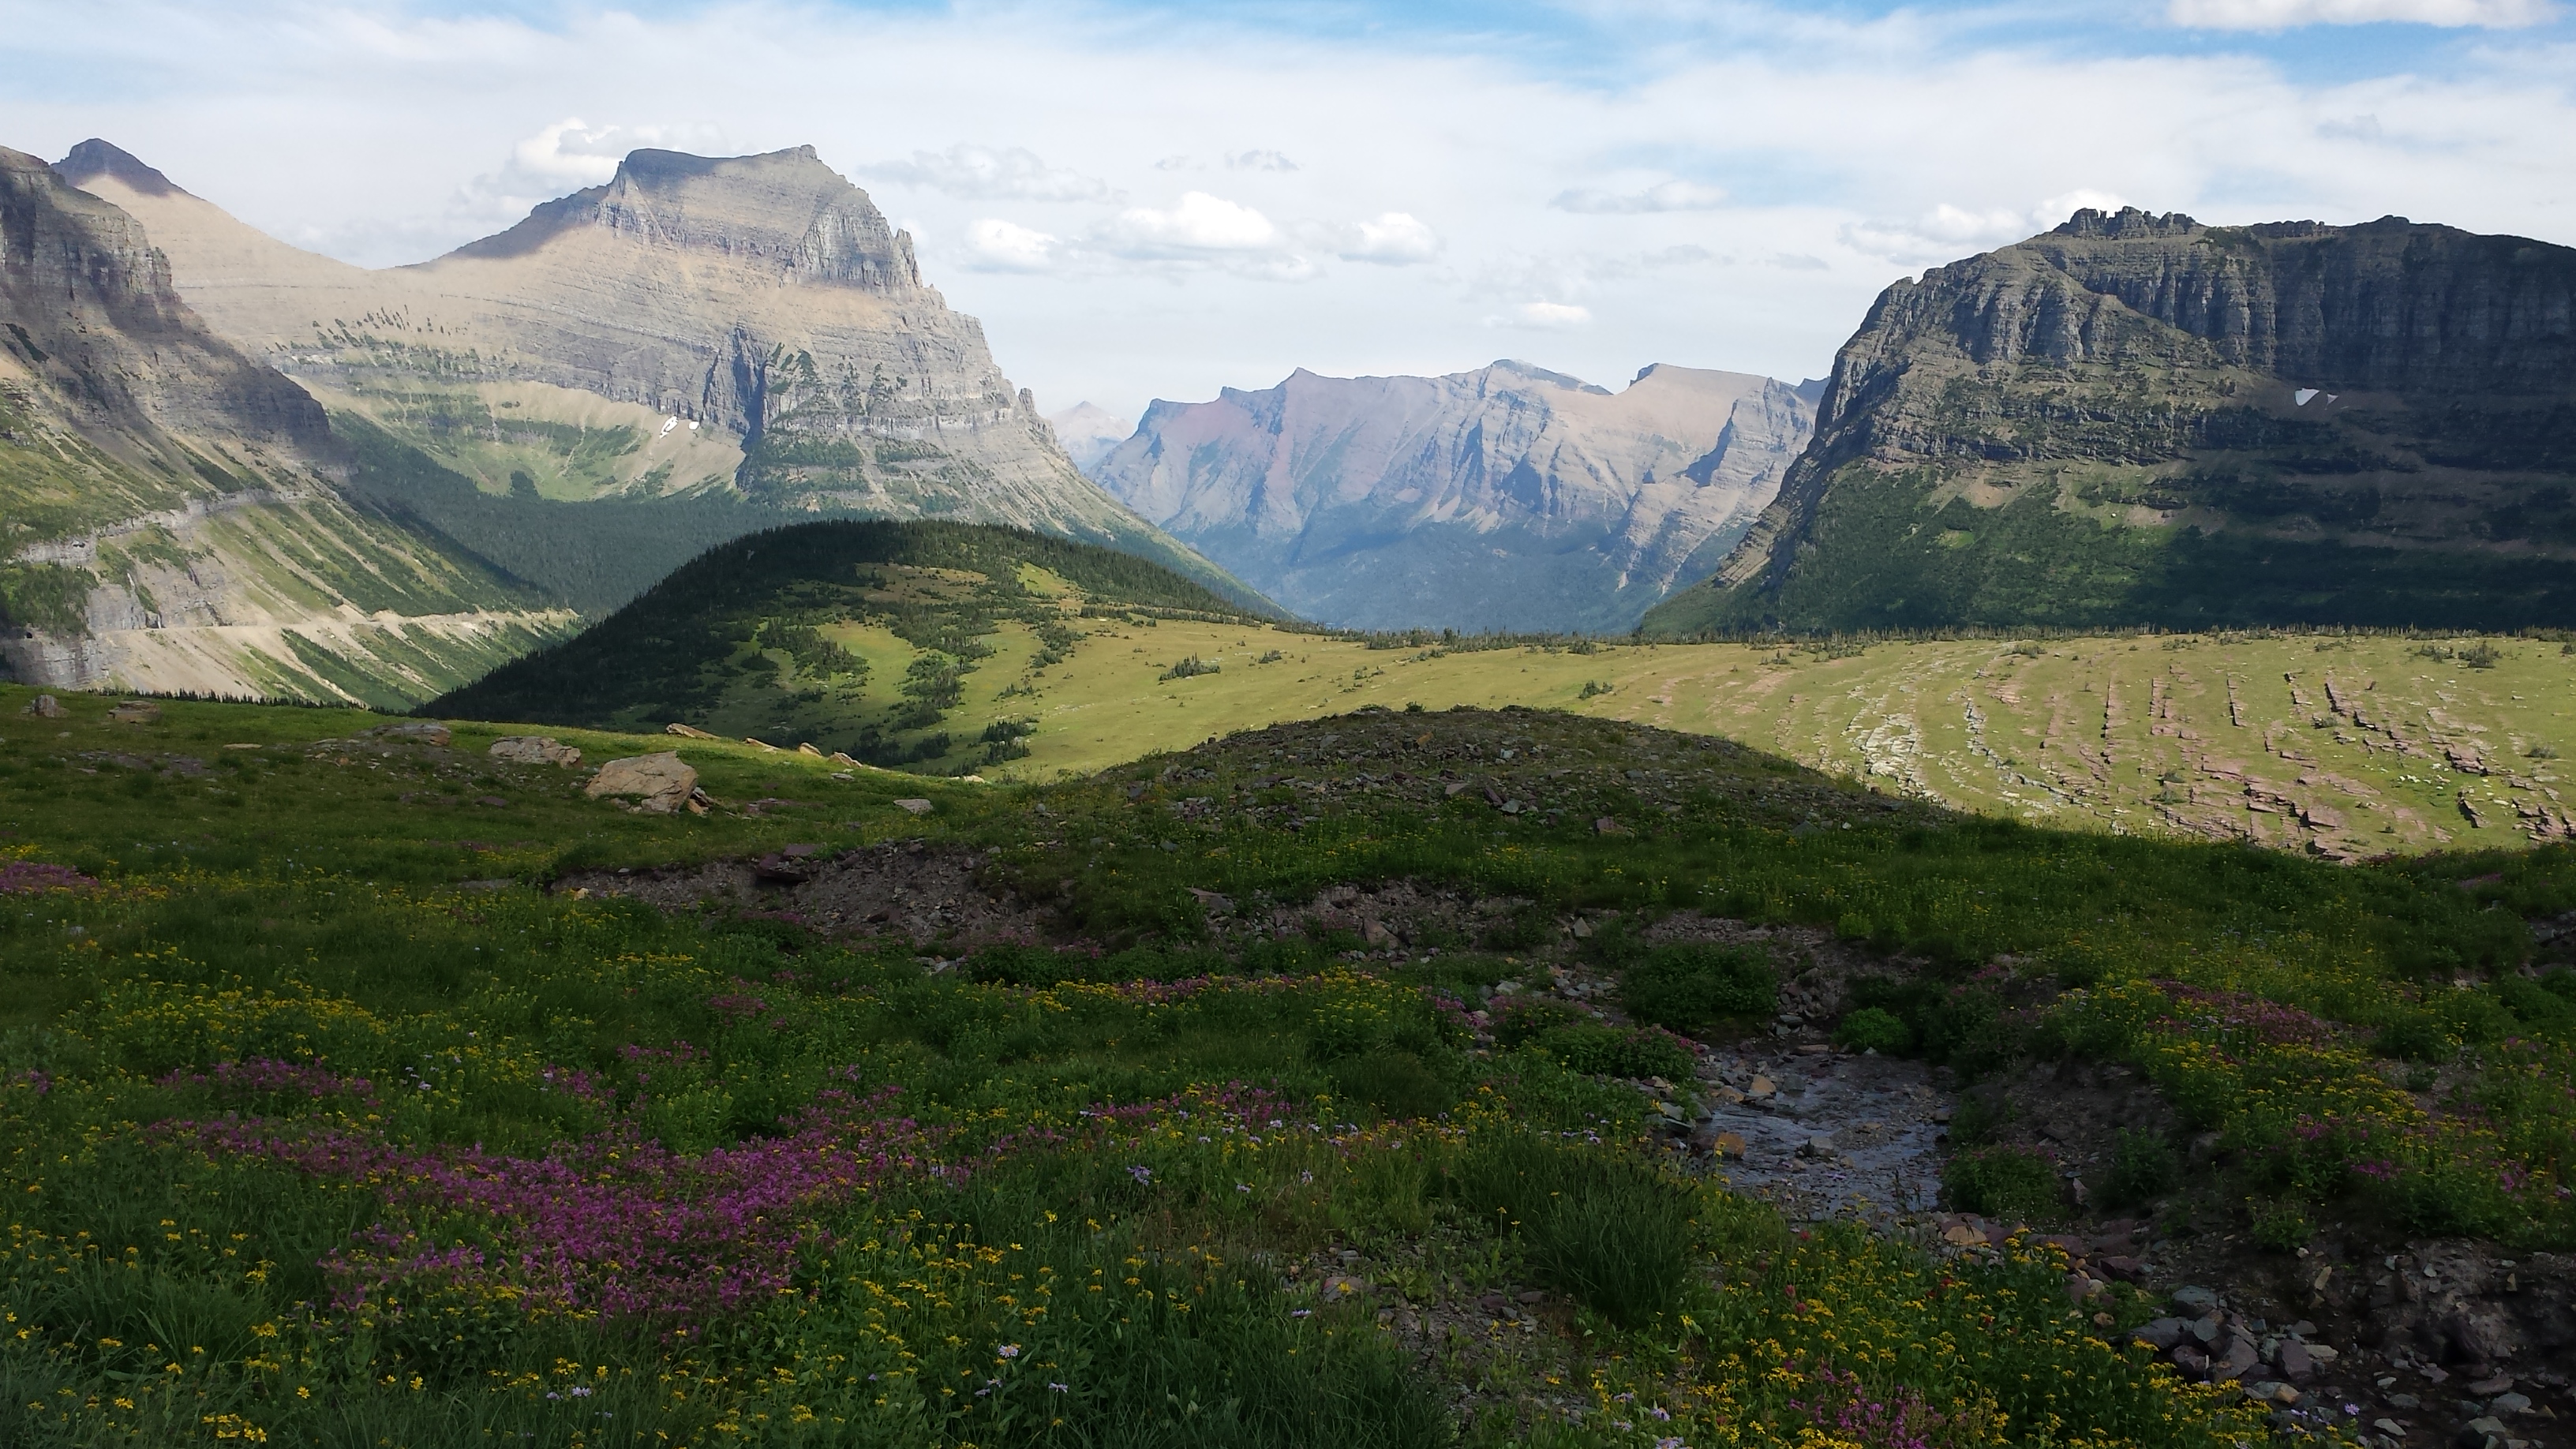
{"left": 1, "top": 145, "right": 328, "bottom": 473}
{"left": 53, "top": 141, "right": 1235, "bottom": 603}
{"left": 1090, "top": 361, "right": 1813, "bottom": 632}
{"left": 1649, "top": 208, "right": 2576, "bottom": 635}
{"left": 2, "top": 144, "right": 570, "bottom": 700}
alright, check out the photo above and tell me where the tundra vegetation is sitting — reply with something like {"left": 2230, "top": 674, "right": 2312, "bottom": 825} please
{"left": 2, "top": 683, "right": 2573, "bottom": 1447}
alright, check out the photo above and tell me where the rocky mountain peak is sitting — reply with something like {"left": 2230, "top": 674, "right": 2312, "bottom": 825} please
{"left": 440, "top": 144, "right": 920, "bottom": 290}
{"left": 51, "top": 138, "right": 186, "bottom": 198}
{"left": 2052, "top": 205, "right": 2200, "bottom": 240}
{"left": 1091, "top": 360, "right": 1813, "bottom": 631}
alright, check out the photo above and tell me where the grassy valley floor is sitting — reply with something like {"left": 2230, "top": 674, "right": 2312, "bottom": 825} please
{"left": 873, "top": 620, "right": 2574, "bottom": 859}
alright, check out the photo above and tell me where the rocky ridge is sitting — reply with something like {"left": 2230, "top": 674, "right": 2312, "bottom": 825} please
{"left": 1091, "top": 361, "right": 1814, "bottom": 632}
{"left": 52, "top": 140, "right": 1243, "bottom": 604}
{"left": 0, "top": 144, "right": 569, "bottom": 700}
{"left": 1646, "top": 208, "right": 2576, "bottom": 636}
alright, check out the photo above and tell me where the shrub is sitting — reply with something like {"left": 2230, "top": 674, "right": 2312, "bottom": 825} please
{"left": 1941, "top": 1146, "right": 2061, "bottom": 1225}
{"left": 1451, "top": 1134, "right": 1698, "bottom": 1327}
{"left": 1619, "top": 945, "right": 1777, "bottom": 1035}
{"left": 1833, "top": 1006, "right": 1912, "bottom": 1054}
{"left": 2371, "top": 1013, "right": 2452, "bottom": 1062}
{"left": 2248, "top": 1196, "right": 2314, "bottom": 1252}
{"left": 2102, "top": 1129, "right": 2179, "bottom": 1208}
{"left": 1159, "top": 655, "right": 1219, "bottom": 681}
{"left": 1493, "top": 1002, "right": 1694, "bottom": 1080}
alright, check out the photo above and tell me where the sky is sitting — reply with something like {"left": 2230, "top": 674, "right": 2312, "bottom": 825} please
{"left": 5, "top": 0, "right": 2573, "bottom": 425}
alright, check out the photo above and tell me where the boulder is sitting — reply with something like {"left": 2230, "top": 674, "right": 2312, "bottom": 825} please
{"left": 586, "top": 752, "right": 701, "bottom": 814}
{"left": 893, "top": 799, "right": 934, "bottom": 815}
{"left": 23, "top": 694, "right": 66, "bottom": 718}
{"left": 489, "top": 736, "right": 582, "bottom": 767}
{"left": 665, "top": 722, "right": 719, "bottom": 739}
{"left": 2276, "top": 1339, "right": 2315, "bottom": 1381}
{"left": 107, "top": 700, "right": 161, "bottom": 724}
{"left": 2131, "top": 1318, "right": 2189, "bottom": 1351}
{"left": 365, "top": 721, "right": 451, "bottom": 744}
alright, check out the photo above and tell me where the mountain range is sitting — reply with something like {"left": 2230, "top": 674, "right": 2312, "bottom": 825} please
{"left": 1087, "top": 361, "right": 1817, "bottom": 631}
{"left": 0, "top": 144, "right": 571, "bottom": 701}
{"left": 4, "top": 140, "right": 1257, "bottom": 702}
{"left": 1646, "top": 207, "right": 2576, "bottom": 636}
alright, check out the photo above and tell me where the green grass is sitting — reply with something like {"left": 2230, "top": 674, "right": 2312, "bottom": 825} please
{"left": 0, "top": 683, "right": 2370, "bottom": 1446}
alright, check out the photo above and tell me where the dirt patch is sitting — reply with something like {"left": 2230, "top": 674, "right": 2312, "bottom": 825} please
{"left": 553, "top": 841, "right": 1060, "bottom": 946}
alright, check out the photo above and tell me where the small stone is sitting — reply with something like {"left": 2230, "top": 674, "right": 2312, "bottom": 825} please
{"left": 1746, "top": 1075, "right": 1776, "bottom": 1099}
{"left": 1593, "top": 816, "right": 1630, "bottom": 834}
{"left": 1713, "top": 1131, "right": 1746, "bottom": 1158}
{"left": 1943, "top": 1224, "right": 1986, "bottom": 1248}
{"left": 1362, "top": 919, "right": 1395, "bottom": 948}
{"left": 665, "top": 722, "right": 719, "bottom": 739}
{"left": 2488, "top": 1394, "right": 2531, "bottom": 1417}
{"left": 1515, "top": 1290, "right": 1545, "bottom": 1305}
{"left": 2456, "top": 1417, "right": 2509, "bottom": 1449}
{"left": 2374, "top": 1420, "right": 2405, "bottom": 1438}
{"left": 2278, "top": 1341, "right": 2316, "bottom": 1380}
{"left": 2466, "top": 1377, "right": 2514, "bottom": 1398}
{"left": 108, "top": 700, "right": 161, "bottom": 724}
{"left": 1321, "top": 1275, "right": 1366, "bottom": 1298}
{"left": 2172, "top": 1285, "right": 2221, "bottom": 1312}
{"left": 893, "top": 799, "right": 934, "bottom": 815}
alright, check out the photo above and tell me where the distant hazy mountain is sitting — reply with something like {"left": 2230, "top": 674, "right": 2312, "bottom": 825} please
{"left": 0, "top": 144, "right": 569, "bottom": 702}
{"left": 1648, "top": 207, "right": 2576, "bottom": 636}
{"left": 1049, "top": 402, "right": 1133, "bottom": 474}
{"left": 1088, "top": 361, "right": 1815, "bottom": 633}
{"left": 53, "top": 139, "right": 1257, "bottom": 609}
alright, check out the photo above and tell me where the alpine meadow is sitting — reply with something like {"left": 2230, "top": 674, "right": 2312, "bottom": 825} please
{"left": 6, "top": 6, "right": 2576, "bottom": 1448}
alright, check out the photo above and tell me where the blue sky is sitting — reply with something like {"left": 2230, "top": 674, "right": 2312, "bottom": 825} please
{"left": 5, "top": 0, "right": 2571, "bottom": 421}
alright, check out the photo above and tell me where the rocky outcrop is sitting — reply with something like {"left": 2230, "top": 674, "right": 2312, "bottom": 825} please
{"left": 54, "top": 141, "right": 1248, "bottom": 605}
{"left": 1090, "top": 361, "right": 1814, "bottom": 631}
{"left": 1646, "top": 208, "right": 2576, "bottom": 636}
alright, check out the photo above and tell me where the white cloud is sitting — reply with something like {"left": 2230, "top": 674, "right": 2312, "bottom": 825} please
{"left": 1102, "top": 191, "right": 1282, "bottom": 256}
{"left": 961, "top": 217, "right": 1062, "bottom": 271}
{"left": 2170, "top": 0, "right": 2553, "bottom": 26}
{"left": 437, "top": 116, "right": 728, "bottom": 238}
{"left": 1228, "top": 149, "right": 1298, "bottom": 171}
{"left": 1488, "top": 301, "right": 1593, "bottom": 330}
{"left": 864, "top": 144, "right": 1115, "bottom": 202}
{"left": 1840, "top": 189, "right": 2132, "bottom": 262}
{"left": 510, "top": 117, "right": 623, "bottom": 185}
{"left": 1552, "top": 179, "right": 1728, "bottom": 214}
{"left": 1335, "top": 212, "right": 1440, "bottom": 264}
{"left": 11, "top": 0, "right": 2570, "bottom": 421}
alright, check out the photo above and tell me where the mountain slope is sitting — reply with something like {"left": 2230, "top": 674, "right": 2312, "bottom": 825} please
{"left": 1645, "top": 208, "right": 2576, "bottom": 637}
{"left": 0, "top": 144, "right": 572, "bottom": 703}
{"left": 1089, "top": 361, "right": 1813, "bottom": 632}
{"left": 54, "top": 140, "right": 1264, "bottom": 612}
{"left": 430, "top": 518, "right": 1267, "bottom": 768}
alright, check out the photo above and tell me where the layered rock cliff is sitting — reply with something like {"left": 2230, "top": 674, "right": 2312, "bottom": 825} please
{"left": 54, "top": 141, "right": 1249, "bottom": 606}
{"left": 1, "top": 144, "right": 571, "bottom": 700}
{"left": 1090, "top": 361, "right": 1813, "bottom": 631}
{"left": 1647, "top": 208, "right": 2576, "bottom": 635}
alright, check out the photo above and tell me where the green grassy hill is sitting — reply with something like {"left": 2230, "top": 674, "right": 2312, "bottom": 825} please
{"left": 427, "top": 519, "right": 1272, "bottom": 768}
{"left": 429, "top": 542, "right": 2576, "bottom": 862}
